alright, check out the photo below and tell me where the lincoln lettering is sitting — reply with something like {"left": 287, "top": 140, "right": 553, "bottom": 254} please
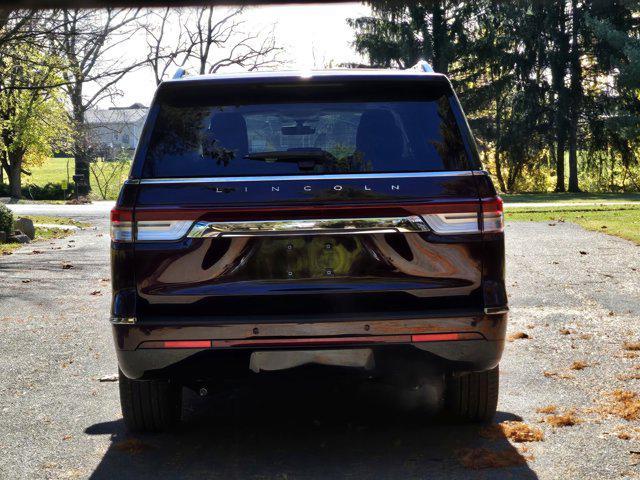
{"left": 211, "top": 184, "right": 400, "bottom": 193}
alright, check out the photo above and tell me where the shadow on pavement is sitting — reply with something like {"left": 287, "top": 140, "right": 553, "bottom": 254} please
{"left": 86, "top": 370, "right": 538, "bottom": 480}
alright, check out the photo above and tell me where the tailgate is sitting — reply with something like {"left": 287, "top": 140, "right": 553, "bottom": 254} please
{"left": 130, "top": 172, "right": 486, "bottom": 319}
{"left": 114, "top": 74, "right": 500, "bottom": 321}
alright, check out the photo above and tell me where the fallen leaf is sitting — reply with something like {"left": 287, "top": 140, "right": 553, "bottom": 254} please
{"left": 570, "top": 361, "right": 588, "bottom": 370}
{"left": 624, "top": 342, "right": 640, "bottom": 351}
{"left": 545, "top": 410, "right": 581, "bottom": 427}
{"left": 114, "top": 438, "right": 148, "bottom": 455}
{"left": 543, "top": 371, "right": 575, "bottom": 379}
{"left": 480, "top": 421, "right": 544, "bottom": 443}
{"left": 597, "top": 390, "right": 640, "bottom": 421}
{"left": 536, "top": 405, "right": 558, "bottom": 414}
{"left": 457, "top": 447, "right": 531, "bottom": 469}
{"left": 508, "top": 332, "right": 530, "bottom": 341}
{"left": 559, "top": 329, "right": 571, "bottom": 335}
{"left": 61, "top": 263, "right": 74, "bottom": 270}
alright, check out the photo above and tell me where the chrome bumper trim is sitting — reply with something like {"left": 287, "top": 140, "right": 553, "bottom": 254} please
{"left": 110, "top": 316, "right": 137, "bottom": 325}
{"left": 187, "top": 216, "right": 430, "bottom": 238}
{"left": 484, "top": 307, "right": 509, "bottom": 315}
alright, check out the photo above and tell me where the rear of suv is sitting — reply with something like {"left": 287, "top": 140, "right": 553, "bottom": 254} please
{"left": 110, "top": 68, "right": 507, "bottom": 432}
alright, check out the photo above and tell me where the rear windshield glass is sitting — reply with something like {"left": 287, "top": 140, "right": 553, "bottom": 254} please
{"left": 143, "top": 93, "right": 471, "bottom": 178}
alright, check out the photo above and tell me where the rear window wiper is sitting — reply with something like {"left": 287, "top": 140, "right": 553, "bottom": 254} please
{"left": 244, "top": 149, "right": 337, "bottom": 171}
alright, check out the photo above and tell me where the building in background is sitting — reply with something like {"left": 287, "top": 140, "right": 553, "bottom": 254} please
{"left": 85, "top": 103, "right": 148, "bottom": 158}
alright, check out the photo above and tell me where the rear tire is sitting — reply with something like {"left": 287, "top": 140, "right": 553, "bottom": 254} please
{"left": 119, "top": 370, "right": 182, "bottom": 433}
{"left": 444, "top": 365, "right": 499, "bottom": 423}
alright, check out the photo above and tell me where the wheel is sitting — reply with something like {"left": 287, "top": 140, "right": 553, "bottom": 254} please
{"left": 118, "top": 370, "right": 182, "bottom": 433}
{"left": 444, "top": 365, "right": 499, "bottom": 423}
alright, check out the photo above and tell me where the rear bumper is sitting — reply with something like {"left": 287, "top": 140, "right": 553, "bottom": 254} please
{"left": 113, "top": 311, "right": 507, "bottom": 380}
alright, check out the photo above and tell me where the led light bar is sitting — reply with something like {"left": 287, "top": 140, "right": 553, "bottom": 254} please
{"left": 110, "top": 208, "right": 133, "bottom": 242}
{"left": 136, "top": 220, "right": 193, "bottom": 241}
{"left": 111, "top": 197, "right": 504, "bottom": 242}
{"left": 420, "top": 197, "right": 503, "bottom": 234}
{"left": 482, "top": 197, "right": 504, "bottom": 233}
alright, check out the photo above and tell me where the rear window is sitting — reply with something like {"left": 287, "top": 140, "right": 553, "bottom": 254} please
{"left": 142, "top": 83, "right": 473, "bottom": 178}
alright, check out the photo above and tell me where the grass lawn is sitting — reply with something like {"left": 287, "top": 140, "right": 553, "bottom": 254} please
{"left": 22, "top": 157, "right": 130, "bottom": 200}
{"left": 506, "top": 205, "right": 640, "bottom": 245}
{"left": 503, "top": 192, "right": 640, "bottom": 204}
{"left": 27, "top": 215, "right": 90, "bottom": 228}
{"left": 24, "top": 157, "right": 75, "bottom": 186}
{"left": 0, "top": 215, "right": 89, "bottom": 255}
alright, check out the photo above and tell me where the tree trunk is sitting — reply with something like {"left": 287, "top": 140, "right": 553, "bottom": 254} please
{"left": 493, "top": 100, "right": 507, "bottom": 193}
{"left": 74, "top": 149, "right": 91, "bottom": 195}
{"left": 567, "top": 0, "right": 582, "bottom": 193}
{"left": 70, "top": 87, "right": 91, "bottom": 194}
{"left": 8, "top": 151, "right": 22, "bottom": 199}
{"left": 568, "top": 138, "right": 579, "bottom": 192}
{"left": 430, "top": 2, "right": 449, "bottom": 74}
{"left": 555, "top": 141, "right": 566, "bottom": 192}
{"left": 494, "top": 150, "right": 507, "bottom": 193}
{"left": 550, "top": 0, "right": 569, "bottom": 193}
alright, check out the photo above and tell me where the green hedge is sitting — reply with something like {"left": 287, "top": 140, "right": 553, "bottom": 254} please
{"left": 0, "top": 182, "right": 75, "bottom": 200}
{"left": 0, "top": 203, "right": 13, "bottom": 235}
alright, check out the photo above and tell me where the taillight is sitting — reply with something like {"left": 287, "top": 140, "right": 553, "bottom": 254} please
{"left": 420, "top": 197, "right": 503, "bottom": 234}
{"left": 136, "top": 220, "right": 192, "bottom": 241}
{"left": 110, "top": 208, "right": 133, "bottom": 242}
{"left": 421, "top": 211, "right": 480, "bottom": 234}
{"left": 110, "top": 208, "right": 192, "bottom": 242}
{"left": 481, "top": 197, "right": 504, "bottom": 233}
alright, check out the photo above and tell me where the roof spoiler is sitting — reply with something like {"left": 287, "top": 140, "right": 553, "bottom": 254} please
{"left": 410, "top": 61, "right": 434, "bottom": 73}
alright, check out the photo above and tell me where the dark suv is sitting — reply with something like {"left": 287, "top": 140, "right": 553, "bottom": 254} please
{"left": 110, "top": 68, "right": 507, "bottom": 432}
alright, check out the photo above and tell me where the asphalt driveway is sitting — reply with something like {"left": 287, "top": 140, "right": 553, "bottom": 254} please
{"left": 0, "top": 213, "right": 639, "bottom": 479}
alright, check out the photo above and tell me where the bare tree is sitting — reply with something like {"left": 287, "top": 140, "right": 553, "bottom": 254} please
{"left": 57, "top": 8, "right": 145, "bottom": 192}
{"left": 143, "top": 7, "right": 282, "bottom": 84}
{"left": 0, "top": 10, "right": 70, "bottom": 90}
{"left": 190, "top": 7, "right": 282, "bottom": 74}
{"left": 0, "top": 9, "right": 36, "bottom": 50}
{"left": 143, "top": 8, "right": 195, "bottom": 85}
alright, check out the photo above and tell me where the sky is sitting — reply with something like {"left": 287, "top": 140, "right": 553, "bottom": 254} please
{"left": 100, "top": 3, "right": 371, "bottom": 109}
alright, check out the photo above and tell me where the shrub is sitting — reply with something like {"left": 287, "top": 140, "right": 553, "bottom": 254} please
{"left": 22, "top": 182, "right": 75, "bottom": 200}
{"left": 0, "top": 182, "right": 75, "bottom": 200}
{"left": 0, "top": 203, "right": 13, "bottom": 235}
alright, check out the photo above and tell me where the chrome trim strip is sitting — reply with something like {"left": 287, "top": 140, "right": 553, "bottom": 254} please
{"left": 110, "top": 316, "right": 137, "bottom": 325}
{"left": 136, "top": 220, "right": 193, "bottom": 241}
{"left": 187, "top": 216, "right": 430, "bottom": 238}
{"left": 129, "top": 170, "right": 478, "bottom": 185}
{"left": 421, "top": 213, "right": 481, "bottom": 235}
{"left": 483, "top": 307, "right": 509, "bottom": 315}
